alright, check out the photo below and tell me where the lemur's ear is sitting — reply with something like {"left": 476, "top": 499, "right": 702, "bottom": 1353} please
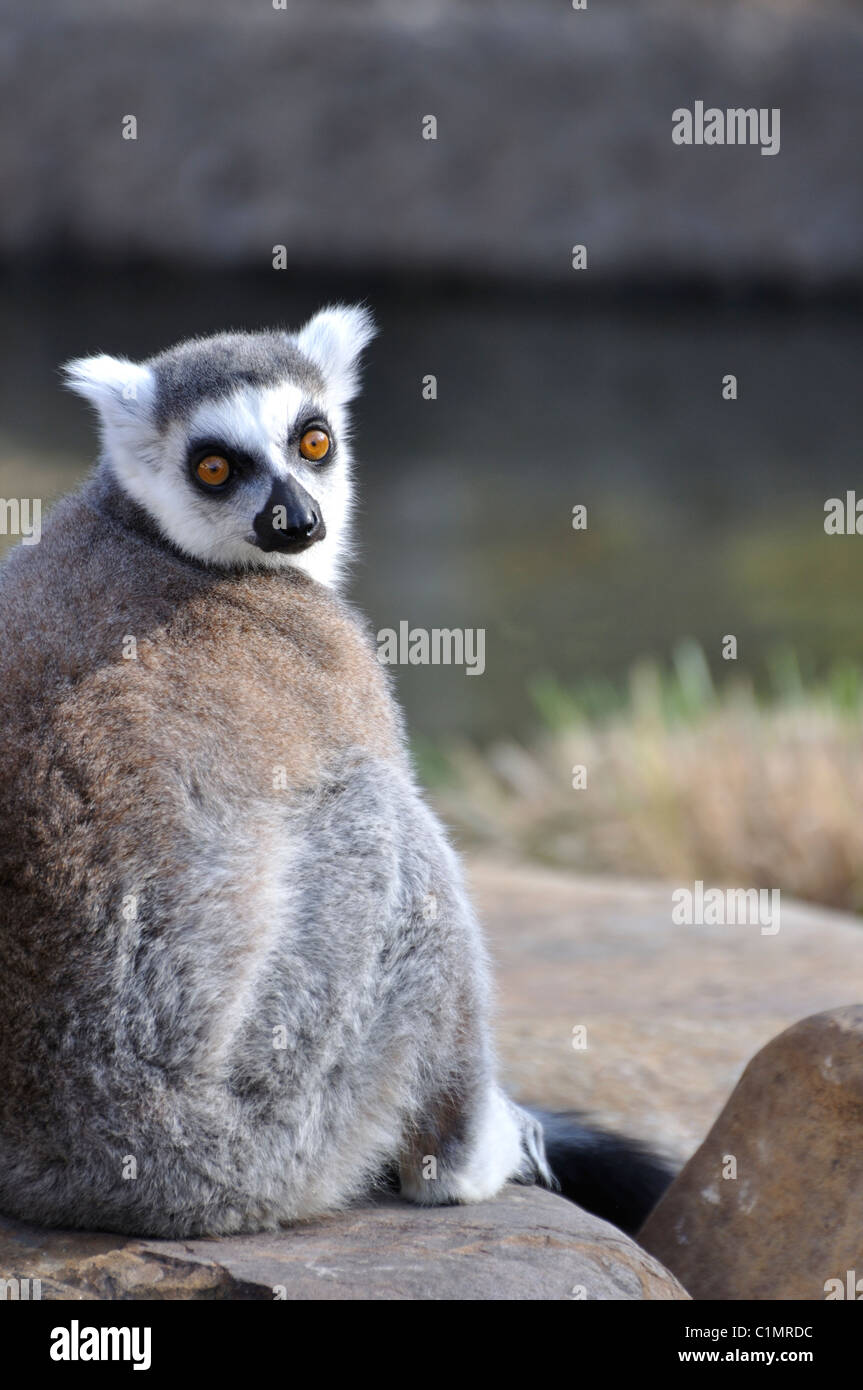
{"left": 294, "top": 304, "right": 376, "bottom": 405}
{"left": 63, "top": 354, "right": 155, "bottom": 434}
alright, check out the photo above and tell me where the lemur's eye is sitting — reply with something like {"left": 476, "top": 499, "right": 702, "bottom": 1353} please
{"left": 299, "top": 428, "right": 331, "bottom": 462}
{"left": 196, "top": 455, "right": 231, "bottom": 486}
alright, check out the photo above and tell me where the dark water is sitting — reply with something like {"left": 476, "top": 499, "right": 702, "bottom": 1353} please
{"left": 2, "top": 266, "right": 862, "bottom": 741}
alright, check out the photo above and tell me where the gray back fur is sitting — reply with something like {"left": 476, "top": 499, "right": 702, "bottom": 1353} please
{"left": 0, "top": 464, "right": 545, "bottom": 1236}
{"left": 147, "top": 331, "right": 325, "bottom": 429}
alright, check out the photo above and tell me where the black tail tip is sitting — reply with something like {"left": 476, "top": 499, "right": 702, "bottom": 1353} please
{"left": 531, "top": 1109, "right": 676, "bottom": 1236}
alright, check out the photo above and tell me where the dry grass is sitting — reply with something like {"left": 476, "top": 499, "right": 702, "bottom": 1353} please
{"left": 424, "top": 643, "right": 863, "bottom": 912}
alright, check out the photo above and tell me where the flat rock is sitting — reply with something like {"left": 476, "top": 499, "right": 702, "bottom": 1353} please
{"left": 8, "top": 861, "right": 863, "bottom": 1300}
{"left": 470, "top": 860, "right": 863, "bottom": 1162}
{"left": 0, "top": 1184, "right": 687, "bottom": 1302}
{"left": 638, "top": 1006, "right": 863, "bottom": 1300}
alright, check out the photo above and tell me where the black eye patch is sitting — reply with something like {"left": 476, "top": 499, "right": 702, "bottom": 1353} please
{"left": 186, "top": 440, "right": 262, "bottom": 493}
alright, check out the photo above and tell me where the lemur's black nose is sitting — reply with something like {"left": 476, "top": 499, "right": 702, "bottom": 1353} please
{"left": 253, "top": 476, "right": 326, "bottom": 553}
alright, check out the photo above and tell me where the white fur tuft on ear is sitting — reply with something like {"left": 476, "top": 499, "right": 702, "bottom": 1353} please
{"left": 293, "top": 304, "right": 377, "bottom": 405}
{"left": 63, "top": 354, "right": 155, "bottom": 427}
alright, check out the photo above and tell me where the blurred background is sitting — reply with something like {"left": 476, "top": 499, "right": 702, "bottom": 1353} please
{"left": 2, "top": 0, "right": 863, "bottom": 907}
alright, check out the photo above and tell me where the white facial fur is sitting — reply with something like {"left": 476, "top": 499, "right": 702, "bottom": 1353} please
{"left": 109, "top": 380, "right": 354, "bottom": 588}
{"left": 63, "top": 306, "right": 376, "bottom": 589}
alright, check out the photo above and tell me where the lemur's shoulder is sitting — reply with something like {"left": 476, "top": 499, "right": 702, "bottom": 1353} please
{"left": 0, "top": 475, "right": 404, "bottom": 797}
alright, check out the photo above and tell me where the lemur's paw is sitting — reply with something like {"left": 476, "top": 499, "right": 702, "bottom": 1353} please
{"left": 401, "top": 1089, "right": 549, "bottom": 1206}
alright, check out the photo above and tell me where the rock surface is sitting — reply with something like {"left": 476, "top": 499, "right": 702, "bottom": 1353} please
{"left": 470, "top": 860, "right": 863, "bottom": 1162}
{"left": 0, "top": 1185, "right": 687, "bottom": 1301}
{"left": 5, "top": 862, "right": 863, "bottom": 1300}
{"left": 1, "top": 0, "right": 861, "bottom": 287}
{"left": 638, "top": 1006, "right": 863, "bottom": 1301}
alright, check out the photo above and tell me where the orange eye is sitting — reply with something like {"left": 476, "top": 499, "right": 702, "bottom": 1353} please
{"left": 299, "top": 427, "right": 331, "bottom": 462}
{"left": 196, "top": 455, "right": 231, "bottom": 486}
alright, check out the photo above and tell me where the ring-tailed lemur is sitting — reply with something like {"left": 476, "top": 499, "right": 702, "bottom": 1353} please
{"left": 0, "top": 307, "right": 671, "bottom": 1239}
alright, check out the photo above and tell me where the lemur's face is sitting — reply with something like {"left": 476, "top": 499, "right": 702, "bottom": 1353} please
{"left": 63, "top": 306, "right": 376, "bottom": 587}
